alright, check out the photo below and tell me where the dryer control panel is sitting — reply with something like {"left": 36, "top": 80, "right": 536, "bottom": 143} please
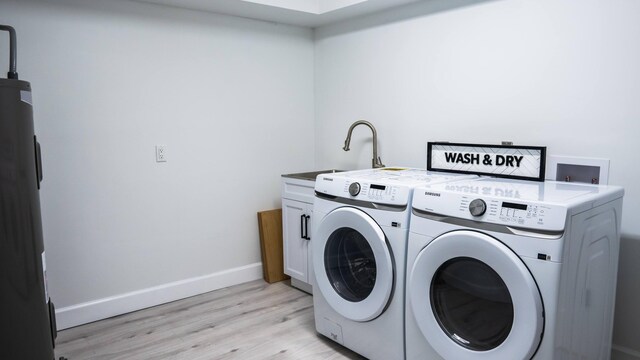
{"left": 466, "top": 197, "right": 561, "bottom": 228}
{"left": 414, "top": 192, "right": 567, "bottom": 232}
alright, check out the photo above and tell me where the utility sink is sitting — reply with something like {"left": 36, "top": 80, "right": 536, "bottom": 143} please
{"left": 282, "top": 169, "right": 345, "bottom": 181}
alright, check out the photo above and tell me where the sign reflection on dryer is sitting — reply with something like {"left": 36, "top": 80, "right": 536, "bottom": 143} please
{"left": 441, "top": 182, "right": 544, "bottom": 201}
{"left": 448, "top": 185, "right": 522, "bottom": 198}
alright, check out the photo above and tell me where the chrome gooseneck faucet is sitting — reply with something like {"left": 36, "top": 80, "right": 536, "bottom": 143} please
{"left": 343, "top": 120, "right": 385, "bottom": 169}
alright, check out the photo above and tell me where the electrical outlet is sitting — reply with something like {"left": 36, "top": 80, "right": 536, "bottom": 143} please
{"left": 155, "top": 145, "right": 167, "bottom": 162}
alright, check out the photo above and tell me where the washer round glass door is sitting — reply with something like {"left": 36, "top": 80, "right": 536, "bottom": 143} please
{"left": 409, "top": 230, "right": 543, "bottom": 359}
{"left": 313, "top": 207, "right": 393, "bottom": 322}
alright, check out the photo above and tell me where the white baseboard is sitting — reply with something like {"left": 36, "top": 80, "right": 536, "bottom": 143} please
{"left": 612, "top": 344, "right": 640, "bottom": 360}
{"left": 55, "top": 262, "right": 263, "bottom": 330}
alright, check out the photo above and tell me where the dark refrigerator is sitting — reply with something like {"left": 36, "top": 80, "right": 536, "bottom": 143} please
{"left": 1, "top": 25, "right": 57, "bottom": 359}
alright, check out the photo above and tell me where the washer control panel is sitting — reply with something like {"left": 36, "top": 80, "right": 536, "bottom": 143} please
{"left": 315, "top": 176, "right": 410, "bottom": 206}
{"left": 348, "top": 182, "right": 361, "bottom": 196}
{"left": 343, "top": 182, "right": 400, "bottom": 202}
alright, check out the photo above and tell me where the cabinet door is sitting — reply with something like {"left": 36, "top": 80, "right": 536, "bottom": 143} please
{"left": 306, "top": 206, "right": 315, "bottom": 287}
{"left": 282, "top": 199, "right": 309, "bottom": 282}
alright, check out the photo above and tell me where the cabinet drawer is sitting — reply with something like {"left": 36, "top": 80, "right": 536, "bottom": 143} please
{"left": 281, "top": 177, "right": 315, "bottom": 203}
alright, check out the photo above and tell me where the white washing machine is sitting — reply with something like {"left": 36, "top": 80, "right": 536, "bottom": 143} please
{"left": 312, "top": 168, "right": 476, "bottom": 360}
{"left": 405, "top": 177, "right": 624, "bottom": 360}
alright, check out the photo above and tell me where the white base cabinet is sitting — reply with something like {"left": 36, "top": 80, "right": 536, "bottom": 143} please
{"left": 281, "top": 176, "right": 316, "bottom": 294}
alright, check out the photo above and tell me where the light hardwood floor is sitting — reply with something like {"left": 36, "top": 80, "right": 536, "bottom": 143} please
{"left": 55, "top": 280, "right": 366, "bottom": 359}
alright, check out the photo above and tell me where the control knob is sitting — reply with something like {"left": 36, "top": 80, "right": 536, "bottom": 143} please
{"left": 469, "top": 199, "right": 487, "bottom": 217}
{"left": 348, "top": 182, "right": 361, "bottom": 196}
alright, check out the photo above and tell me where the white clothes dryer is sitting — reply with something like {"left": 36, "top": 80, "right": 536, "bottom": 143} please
{"left": 312, "top": 168, "right": 475, "bottom": 360}
{"left": 405, "top": 177, "right": 624, "bottom": 360}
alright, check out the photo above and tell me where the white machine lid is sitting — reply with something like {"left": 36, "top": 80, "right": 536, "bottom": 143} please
{"left": 412, "top": 177, "right": 624, "bottom": 231}
{"left": 327, "top": 167, "right": 473, "bottom": 186}
{"left": 315, "top": 168, "right": 476, "bottom": 206}
{"left": 424, "top": 177, "right": 622, "bottom": 205}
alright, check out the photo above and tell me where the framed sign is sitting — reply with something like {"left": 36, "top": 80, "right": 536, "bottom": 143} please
{"left": 427, "top": 142, "right": 546, "bottom": 181}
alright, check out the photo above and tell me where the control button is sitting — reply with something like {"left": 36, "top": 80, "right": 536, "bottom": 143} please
{"left": 348, "top": 182, "right": 361, "bottom": 196}
{"left": 469, "top": 199, "right": 487, "bottom": 217}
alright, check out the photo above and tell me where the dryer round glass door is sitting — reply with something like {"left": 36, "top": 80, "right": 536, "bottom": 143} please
{"left": 431, "top": 257, "right": 513, "bottom": 351}
{"left": 313, "top": 207, "right": 393, "bottom": 322}
{"left": 409, "top": 230, "right": 543, "bottom": 360}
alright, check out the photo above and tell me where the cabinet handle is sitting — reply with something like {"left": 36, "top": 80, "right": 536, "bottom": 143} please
{"left": 304, "top": 215, "right": 311, "bottom": 240}
{"left": 300, "top": 214, "right": 305, "bottom": 239}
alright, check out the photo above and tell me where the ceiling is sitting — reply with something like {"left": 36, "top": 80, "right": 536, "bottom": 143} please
{"left": 131, "top": 0, "right": 424, "bottom": 27}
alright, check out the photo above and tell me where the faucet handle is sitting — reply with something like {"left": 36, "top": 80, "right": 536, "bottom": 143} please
{"left": 374, "top": 156, "right": 385, "bottom": 169}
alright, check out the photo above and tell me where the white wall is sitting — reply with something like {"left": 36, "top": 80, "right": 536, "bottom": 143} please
{"left": 315, "top": 0, "right": 640, "bottom": 357}
{"left": 0, "top": 0, "right": 315, "bottom": 328}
